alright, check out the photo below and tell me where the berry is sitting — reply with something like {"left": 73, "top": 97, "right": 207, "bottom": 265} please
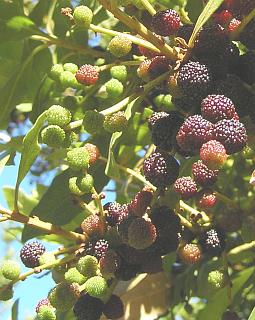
{"left": 200, "top": 228, "right": 225, "bottom": 256}
{"left": 148, "top": 111, "right": 169, "bottom": 130}
{"left": 127, "top": 218, "right": 157, "bottom": 250}
{"left": 84, "top": 143, "right": 100, "bottom": 165}
{"left": 20, "top": 241, "right": 46, "bottom": 268}
{"left": 77, "top": 174, "right": 94, "bottom": 193}
{"left": 63, "top": 63, "right": 78, "bottom": 74}
{"left": 39, "top": 253, "right": 57, "bottom": 266}
{"left": 178, "top": 244, "right": 202, "bottom": 264}
{"left": 105, "top": 78, "right": 124, "bottom": 98}
{"left": 104, "top": 201, "right": 123, "bottom": 226}
{"left": 213, "top": 10, "right": 232, "bottom": 25}
{"left": 103, "top": 294, "right": 124, "bottom": 319}
{"left": 83, "top": 276, "right": 108, "bottom": 298}
{"left": 108, "top": 36, "right": 132, "bottom": 57}
{"left": 0, "top": 286, "right": 13, "bottom": 301}
{"left": 110, "top": 65, "right": 128, "bottom": 82}
{"left": 83, "top": 110, "right": 104, "bottom": 135}
{"left": 51, "top": 265, "right": 67, "bottom": 283}
{"left": 174, "top": 176, "right": 197, "bottom": 199}
{"left": 143, "top": 150, "right": 179, "bottom": 188}
{"left": 77, "top": 255, "right": 98, "bottom": 278}
{"left": 129, "top": 187, "right": 153, "bottom": 217}
{"left": 176, "top": 115, "right": 213, "bottom": 154}
{"left": 48, "top": 282, "right": 79, "bottom": 311}
{"left": 138, "top": 34, "right": 163, "bottom": 58}
{"left": 67, "top": 147, "right": 90, "bottom": 171}
{"left": 99, "top": 250, "right": 121, "bottom": 275}
{"left": 192, "top": 160, "right": 219, "bottom": 186}
{"left": 114, "top": 259, "right": 140, "bottom": 281}
{"left": 118, "top": 215, "right": 136, "bottom": 244}
{"left": 240, "top": 19, "right": 255, "bottom": 50}
{"left": 227, "top": 18, "right": 241, "bottom": 32}
{"left": 196, "top": 189, "right": 217, "bottom": 209}
{"left": 73, "top": 5, "right": 93, "bottom": 29}
{"left": 201, "top": 95, "right": 236, "bottom": 123}
{"left": 75, "top": 64, "right": 99, "bottom": 85}
{"left": 151, "top": 9, "right": 181, "bottom": 36}
{"left": 176, "top": 24, "right": 194, "bottom": 43}
{"left": 69, "top": 176, "right": 85, "bottom": 196}
{"left": 59, "top": 70, "right": 80, "bottom": 89}
{"left": 37, "top": 305, "right": 56, "bottom": 320}
{"left": 64, "top": 267, "right": 86, "bottom": 285}
{"left": 36, "top": 298, "right": 51, "bottom": 313}
{"left": 94, "top": 239, "right": 109, "bottom": 259}
{"left": 237, "top": 52, "right": 255, "bottom": 85}
{"left": 49, "top": 64, "right": 63, "bottom": 81}
{"left": 137, "top": 56, "right": 171, "bottom": 81}
{"left": 208, "top": 270, "right": 226, "bottom": 289}
{"left": 213, "top": 119, "right": 247, "bottom": 154}
{"left": 172, "top": 94, "right": 202, "bottom": 113}
{"left": 41, "top": 125, "right": 66, "bottom": 148}
{"left": 81, "top": 214, "right": 105, "bottom": 237}
{"left": 153, "top": 94, "right": 173, "bottom": 110}
{"left": 61, "top": 131, "right": 78, "bottom": 148}
{"left": 46, "top": 105, "right": 71, "bottom": 127}
{"left": 103, "top": 111, "right": 128, "bottom": 133}
{"left": 1, "top": 260, "right": 21, "bottom": 280}
{"left": 200, "top": 140, "right": 228, "bottom": 169}
{"left": 73, "top": 294, "right": 104, "bottom": 320}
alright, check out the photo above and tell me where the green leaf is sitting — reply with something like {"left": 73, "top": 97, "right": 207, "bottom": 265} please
{"left": 248, "top": 307, "right": 255, "bottom": 320}
{"left": 11, "top": 299, "right": 19, "bottom": 320}
{"left": 188, "top": 0, "right": 224, "bottom": 47}
{"left": 0, "top": 153, "right": 10, "bottom": 176}
{"left": 197, "top": 267, "right": 254, "bottom": 320}
{"left": 14, "top": 111, "right": 47, "bottom": 210}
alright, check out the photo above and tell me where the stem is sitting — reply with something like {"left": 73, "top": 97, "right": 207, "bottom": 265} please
{"left": 230, "top": 8, "right": 255, "bottom": 40}
{"left": 215, "top": 191, "right": 239, "bottom": 209}
{"left": 46, "top": 0, "right": 57, "bottom": 36}
{"left": 91, "top": 188, "right": 105, "bottom": 217}
{"left": 179, "top": 200, "right": 210, "bottom": 226}
{"left": 222, "top": 251, "right": 232, "bottom": 306}
{"left": 139, "top": 0, "right": 156, "bottom": 15}
{"left": 98, "top": 60, "right": 142, "bottom": 72}
{"left": 228, "top": 240, "right": 255, "bottom": 256}
{"left": 0, "top": 206, "right": 86, "bottom": 242}
{"left": 177, "top": 213, "right": 194, "bottom": 230}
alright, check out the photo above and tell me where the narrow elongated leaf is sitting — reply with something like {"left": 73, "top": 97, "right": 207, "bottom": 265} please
{"left": 0, "top": 153, "right": 10, "bottom": 175}
{"left": 11, "top": 299, "right": 19, "bottom": 320}
{"left": 248, "top": 307, "right": 255, "bottom": 320}
{"left": 188, "top": 0, "right": 224, "bottom": 47}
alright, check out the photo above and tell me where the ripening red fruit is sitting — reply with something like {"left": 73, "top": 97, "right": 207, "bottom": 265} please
{"left": 76, "top": 64, "right": 99, "bottom": 85}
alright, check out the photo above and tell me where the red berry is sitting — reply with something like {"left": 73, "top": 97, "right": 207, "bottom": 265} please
{"left": 81, "top": 214, "right": 105, "bottom": 237}
{"left": 75, "top": 64, "right": 99, "bottom": 85}
{"left": 227, "top": 18, "right": 241, "bottom": 32}
{"left": 178, "top": 244, "right": 202, "bottom": 264}
{"left": 213, "top": 10, "right": 232, "bottom": 25}
{"left": 192, "top": 160, "right": 219, "bottom": 186}
{"left": 196, "top": 189, "right": 217, "bottom": 209}
{"left": 151, "top": 9, "right": 181, "bottom": 36}
{"left": 36, "top": 298, "right": 51, "bottom": 313}
{"left": 174, "top": 176, "right": 198, "bottom": 199}
{"left": 20, "top": 241, "right": 46, "bottom": 268}
{"left": 83, "top": 143, "right": 100, "bottom": 165}
{"left": 129, "top": 187, "right": 153, "bottom": 217}
{"left": 200, "top": 140, "right": 228, "bottom": 169}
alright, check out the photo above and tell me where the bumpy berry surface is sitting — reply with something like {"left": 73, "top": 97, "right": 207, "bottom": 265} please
{"left": 77, "top": 174, "right": 94, "bottom": 193}
{"left": 63, "top": 63, "right": 78, "bottom": 74}
{"left": 103, "top": 294, "right": 124, "bottom": 319}
{"left": 77, "top": 255, "right": 98, "bottom": 278}
{"left": 46, "top": 105, "right": 71, "bottom": 127}
{"left": 138, "top": 56, "right": 171, "bottom": 80}
{"left": 105, "top": 78, "right": 124, "bottom": 98}
{"left": 176, "top": 115, "right": 213, "bottom": 154}
{"left": 75, "top": 64, "right": 99, "bottom": 85}
{"left": 73, "top": 5, "right": 93, "bottom": 28}
{"left": 110, "top": 65, "right": 128, "bottom": 82}
{"left": 143, "top": 150, "right": 180, "bottom": 188}
{"left": 49, "top": 64, "right": 63, "bottom": 81}
{"left": 192, "top": 160, "right": 218, "bottom": 186}
{"left": 208, "top": 270, "right": 226, "bottom": 289}
{"left": 0, "top": 287, "right": 14, "bottom": 301}
{"left": 151, "top": 9, "right": 181, "bottom": 36}
{"left": 178, "top": 244, "right": 201, "bottom": 264}
{"left": 84, "top": 143, "right": 100, "bottom": 165}
{"left": 73, "top": 294, "right": 104, "bottom": 320}
{"left": 84, "top": 276, "right": 108, "bottom": 298}
{"left": 148, "top": 111, "right": 169, "bottom": 130}
{"left": 174, "top": 176, "right": 198, "bottom": 199}
{"left": 64, "top": 267, "right": 86, "bottom": 285}
{"left": 104, "top": 201, "right": 123, "bottom": 226}
{"left": 20, "top": 241, "right": 46, "bottom": 268}
{"left": 37, "top": 305, "right": 56, "bottom": 320}
{"left": 108, "top": 36, "right": 132, "bottom": 57}
{"left": 36, "top": 298, "right": 51, "bottom": 313}
{"left": 81, "top": 214, "right": 105, "bottom": 237}
{"left": 99, "top": 250, "right": 121, "bottom": 275}
{"left": 60, "top": 71, "right": 79, "bottom": 89}
{"left": 128, "top": 187, "right": 153, "bottom": 217}
{"left": 48, "top": 282, "right": 79, "bottom": 311}
{"left": 103, "top": 111, "right": 128, "bottom": 133}
{"left": 94, "top": 239, "right": 109, "bottom": 259}
{"left": 69, "top": 176, "right": 84, "bottom": 196}
{"left": 213, "top": 119, "right": 247, "bottom": 154}
{"left": 196, "top": 189, "right": 217, "bottom": 209}
{"left": 128, "top": 218, "right": 157, "bottom": 250}
{"left": 200, "top": 140, "right": 228, "bottom": 169}
{"left": 83, "top": 110, "right": 104, "bottom": 134}
{"left": 41, "top": 125, "right": 66, "bottom": 148}
{"left": 200, "top": 228, "right": 225, "bottom": 256}
{"left": 1, "top": 260, "right": 21, "bottom": 280}
{"left": 67, "top": 147, "right": 90, "bottom": 171}
{"left": 201, "top": 95, "right": 236, "bottom": 123}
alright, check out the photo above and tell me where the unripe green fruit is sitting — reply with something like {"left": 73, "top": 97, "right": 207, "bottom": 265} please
{"left": 39, "top": 253, "right": 57, "bottom": 267}
{"left": 103, "top": 111, "right": 128, "bottom": 133}
{"left": 105, "top": 79, "right": 124, "bottom": 98}
{"left": 77, "top": 174, "right": 94, "bottom": 193}
{"left": 110, "top": 65, "right": 127, "bottom": 82}
{"left": 208, "top": 270, "right": 226, "bottom": 289}
{"left": 67, "top": 147, "right": 90, "bottom": 171}
{"left": 64, "top": 267, "right": 86, "bottom": 285}
{"left": 69, "top": 176, "right": 85, "bottom": 196}
{"left": 0, "top": 286, "right": 13, "bottom": 301}
{"left": 154, "top": 94, "right": 173, "bottom": 110}
{"left": 1, "top": 260, "right": 21, "bottom": 280}
{"left": 49, "top": 64, "right": 63, "bottom": 81}
{"left": 46, "top": 105, "right": 72, "bottom": 127}
{"left": 83, "top": 276, "right": 108, "bottom": 298}
{"left": 52, "top": 265, "right": 67, "bottom": 284}
{"left": 83, "top": 110, "right": 104, "bottom": 134}
{"left": 77, "top": 255, "right": 98, "bottom": 278}
{"left": 61, "top": 131, "right": 78, "bottom": 148}
{"left": 63, "top": 63, "right": 78, "bottom": 74}
{"left": 41, "top": 125, "right": 66, "bottom": 148}
{"left": 37, "top": 305, "right": 56, "bottom": 320}
{"left": 48, "top": 282, "right": 79, "bottom": 311}
{"left": 108, "top": 36, "right": 132, "bottom": 57}
{"left": 73, "top": 5, "right": 93, "bottom": 29}
{"left": 60, "top": 71, "right": 80, "bottom": 89}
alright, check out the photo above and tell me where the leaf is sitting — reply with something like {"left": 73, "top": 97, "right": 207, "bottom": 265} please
{"left": 14, "top": 111, "right": 47, "bottom": 210}
{"left": 0, "top": 153, "right": 10, "bottom": 176}
{"left": 11, "top": 299, "right": 19, "bottom": 320}
{"left": 188, "top": 0, "right": 224, "bottom": 47}
{"left": 248, "top": 307, "right": 255, "bottom": 320}
{"left": 197, "top": 267, "right": 254, "bottom": 320}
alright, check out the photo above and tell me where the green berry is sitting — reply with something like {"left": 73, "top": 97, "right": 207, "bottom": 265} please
{"left": 63, "top": 63, "right": 78, "bottom": 74}
{"left": 77, "top": 174, "right": 94, "bottom": 193}
{"left": 64, "top": 267, "right": 86, "bottom": 285}
{"left": 154, "top": 94, "right": 173, "bottom": 110}
{"left": 46, "top": 105, "right": 72, "bottom": 127}
{"left": 48, "top": 282, "right": 79, "bottom": 311}
{"left": 69, "top": 176, "right": 85, "bottom": 196}
{"left": 83, "top": 110, "right": 105, "bottom": 134}
{"left": 73, "top": 6, "right": 93, "bottom": 29}
{"left": 41, "top": 125, "right": 66, "bottom": 148}
{"left": 108, "top": 36, "right": 132, "bottom": 57}
{"left": 67, "top": 147, "right": 90, "bottom": 171}
{"left": 77, "top": 255, "right": 98, "bottom": 278}
{"left": 103, "top": 111, "right": 128, "bottom": 133}
{"left": 105, "top": 79, "right": 124, "bottom": 98}
{"left": 37, "top": 305, "right": 56, "bottom": 320}
{"left": 0, "top": 286, "right": 13, "bottom": 301}
{"left": 208, "top": 270, "right": 226, "bottom": 289}
{"left": 83, "top": 276, "right": 108, "bottom": 298}
{"left": 61, "top": 131, "right": 78, "bottom": 148}
{"left": 59, "top": 70, "right": 80, "bottom": 89}
{"left": 110, "top": 65, "right": 127, "bottom": 82}
{"left": 49, "top": 64, "right": 63, "bottom": 81}
{"left": 39, "top": 253, "right": 57, "bottom": 267}
{"left": 1, "top": 260, "right": 21, "bottom": 280}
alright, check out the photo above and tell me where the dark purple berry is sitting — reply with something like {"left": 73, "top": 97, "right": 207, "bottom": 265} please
{"left": 20, "top": 241, "right": 46, "bottom": 268}
{"left": 152, "top": 9, "right": 181, "bottom": 36}
{"left": 103, "top": 294, "right": 124, "bottom": 319}
{"left": 174, "top": 176, "right": 198, "bottom": 199}
{"left": 104, "top": 201, "right": 122, "bottom": 226}
{"left": 200, "top": 228, "right": 225, "bottom": 256}
{"left": 73, "top": 293, "right": 104, "bottom": 320}
{"left": 192, "top": 160, "right": 219, "bottom": 186}
{"left": 94, "top": 239, "right": 109, "bottom": 260}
